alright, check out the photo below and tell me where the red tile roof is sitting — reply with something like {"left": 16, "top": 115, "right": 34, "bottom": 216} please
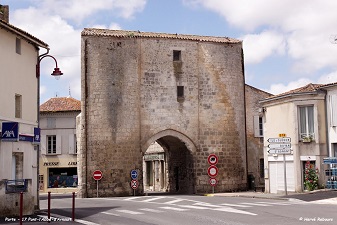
{"left": 40, "top": 97, "right": 81, "bottom": 112}
{"left": 81, "top": 28, "right": 241, "bottom": 44}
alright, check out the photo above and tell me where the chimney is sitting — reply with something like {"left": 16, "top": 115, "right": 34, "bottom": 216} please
{"left": 0, "top": 5, "right": 9, "bottom": 23}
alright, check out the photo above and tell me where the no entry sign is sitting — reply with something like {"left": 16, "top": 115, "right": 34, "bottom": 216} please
{"left": 207, "top": 165, "right": 218, "bottom": 178}
{"left": 93, "top": 170, "right": 103, "bottom": 181}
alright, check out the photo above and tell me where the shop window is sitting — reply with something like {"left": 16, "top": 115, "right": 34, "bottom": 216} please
{"left": 299, "top": 106, "right": 315, "bottom": 141}
{"left": 47, "top": 135, "right": 57, "bottom": 154}
{"left": 48, "top": 167, "right": 77, "bottom": 188}
{"left": 16, "top": 38, "right": 21, "bottom": 55}
{"left": 173, "top": 50, "right": 181, "bottom": 61}
{"left": 15, "top": 94, "right": 22, "bottom": 118}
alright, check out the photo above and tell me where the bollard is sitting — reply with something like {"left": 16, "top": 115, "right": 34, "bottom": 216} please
{"left": 48, "top": 192, "right": 51, "bottom": 223}
{"left": 72, "top": 192, "right": 75, "bottom": 221}
{"left": 19, "top": 192, "right": 23, "bottom": 225}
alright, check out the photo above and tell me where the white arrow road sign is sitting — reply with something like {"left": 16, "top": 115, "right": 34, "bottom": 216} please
{"left": 267, "top": 137, "right": 291, "bottom": 143}
{"left": 268, "top": 143, "right": 291, "bottom": 148}
{"left": 268, "top": 148, "right": 291, "bottom": 154}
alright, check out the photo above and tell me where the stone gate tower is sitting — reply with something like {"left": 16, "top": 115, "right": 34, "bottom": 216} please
{"left": 79, "top": 29, "right": 247, "bottom": 197}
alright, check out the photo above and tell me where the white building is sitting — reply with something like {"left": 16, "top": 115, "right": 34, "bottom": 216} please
{"left": 0, "top": 5, "right": 49, "bottom": 216}
{"left": 261, "top": 83, "right": 329, "bottom": 193}
{"left": 39, "top": 97, "right": 81, "bottom": 193}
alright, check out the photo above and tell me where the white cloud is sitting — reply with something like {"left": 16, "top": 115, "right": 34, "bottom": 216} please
{"left": 242, "top": 30, "right": 286, "bottom": 64}
{"left": 36, "top": 0, "right": 147, "bottom": 24}
{"left": 267, "top": 78, "right": 313, "bottom": 95}
{"left": 92, "top": 23, "right": 122, "bottom": 30}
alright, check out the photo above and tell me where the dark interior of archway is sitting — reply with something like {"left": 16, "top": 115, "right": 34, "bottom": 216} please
{"left": 157, "top": 135, "right": 194, "bottom": 194}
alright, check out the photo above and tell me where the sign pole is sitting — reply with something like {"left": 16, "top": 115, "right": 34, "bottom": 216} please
{"left": 212, "top": 186, "right": 214, "bottom": 194}
{"left": 97, "top": 180, "right": 99, "bottom": 197}
{"left": 283, "top": 154, "right": 287, "bottom": 195}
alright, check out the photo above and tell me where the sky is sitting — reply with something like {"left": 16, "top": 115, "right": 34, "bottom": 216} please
{"left": 3, "top": 0, "right": 337, "bottom": 103}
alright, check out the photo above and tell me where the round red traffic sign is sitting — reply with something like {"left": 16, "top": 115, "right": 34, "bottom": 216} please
{"left": 209, "top": 178, "right": 217, "bottom": 186}
{"left": 208, "top": 154, "right": 218, "bottom": 165}
{"left": 207, "top": 165, "right": 218, "bottom": 178}
{"left": 93, "top": 170, "right": 103, "bottom": 181}
{"left": 130, "top": 179, "right": 139, "bottom": 189}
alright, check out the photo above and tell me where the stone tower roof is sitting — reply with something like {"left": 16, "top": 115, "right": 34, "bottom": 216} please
{"left": 81, "top": 28, "right": 241, "bottom": 44}
{"left": 40, "top": 97, "right": 81, "bottom": 113}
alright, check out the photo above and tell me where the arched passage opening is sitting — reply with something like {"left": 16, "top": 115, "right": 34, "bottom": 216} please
{"left": 142, "top": 130, "right": 196, "bottom": 194}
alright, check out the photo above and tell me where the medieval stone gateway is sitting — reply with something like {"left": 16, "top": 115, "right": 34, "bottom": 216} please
{"left": 78, "top": 29, "right": 247, "bottom": 197}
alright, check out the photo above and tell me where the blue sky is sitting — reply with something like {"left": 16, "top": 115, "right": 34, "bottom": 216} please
{"left": 3, "top": 0, "right": 337, "bottom": 103}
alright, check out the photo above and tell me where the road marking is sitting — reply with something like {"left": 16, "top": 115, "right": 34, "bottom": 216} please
{"left": 164, "top": 199, "right": 184, "bottom": 204}
{"left": 124, "top": 196, "right": 144, "bottom": 201}
{"left": 240, "top": 202, "right": 270, "bottom": 206}
{"left": 160, "top": 206, "right": 189, "bottom": 211}
{"left": 101, "top": 211, "right": 120, "bottom": 216}
{"left": 220, "top": 203, "right": 252, "bottom": 208}
{"left": 142, "top": 197, "right": 165, "bottom": 202}
{"left": 193, "top": 202, "right": 222, "bottom": 208}
{"left": 178, "top": 205, "right": 210, "bottom": 209}
{"left": 211, "top": 207, "right": 257, "bottom": 216}
{"left": 116, "top": 209, "right": 144, "bottom": 215}
{"left": 139, "top": 208, "right": 164, "bottom": 213}
{"left": 256, "top": 201, "right": 290, "bottom": 206}
{"left": 75, "top": 219, "right": 101, "bottom": 225}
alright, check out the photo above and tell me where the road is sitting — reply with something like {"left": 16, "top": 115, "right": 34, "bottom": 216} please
{"left": 1, "top": 194, "right": 336, "bottom": 225}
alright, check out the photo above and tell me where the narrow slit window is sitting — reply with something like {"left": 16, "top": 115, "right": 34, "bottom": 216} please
{"left": 16, "top": 38, "right": 21, "bottom": 55}
{"left": 177, "top": 86, "right": 184, "bottom": 99}
{"left": 173, "top": 50, "right": 181, "bottom": 61}
{"left": 15, "top": 94, "right": 22, "bottom": 118}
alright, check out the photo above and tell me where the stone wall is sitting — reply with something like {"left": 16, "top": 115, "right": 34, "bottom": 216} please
{"left": 80, "top": 33, "right": 247, "bottom": 197}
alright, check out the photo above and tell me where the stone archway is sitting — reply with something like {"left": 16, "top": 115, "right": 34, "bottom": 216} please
{"left": 142, "top": 130, "right": 197, "bottom": 194}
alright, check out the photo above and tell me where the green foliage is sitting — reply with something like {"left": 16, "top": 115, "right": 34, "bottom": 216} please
{"left": 304, "top": 161, "right": 319, "bottom": 191}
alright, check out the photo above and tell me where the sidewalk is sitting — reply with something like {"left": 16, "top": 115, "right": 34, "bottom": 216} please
{"left": 207, "top": 189, "right": 337, "bottom": 202}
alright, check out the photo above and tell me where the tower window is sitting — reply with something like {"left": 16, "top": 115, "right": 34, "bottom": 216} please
{"left": 173, "top": 50, "right": 181, "bottom": 61}
{"left": 177, "top": 86, "right": 184, "bottom": 99}
{"left": 16, "top": 38, "right": 21, "bottom": 55}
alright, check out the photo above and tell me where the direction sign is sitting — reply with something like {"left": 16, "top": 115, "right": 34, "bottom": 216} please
{"left": 268, "top": 143, "right": 291, "bottom": 148}
{"left": 209, "top": 178, "right": 217, "bottom": 186}
{"left": 208, "top": 154, "right": 218, "bottom": 165}
{"left": 323, "top": 157, "right": 337, "bottom": 164}
{"left": 268, "top": 149, "right": 291, "bottom": 154}
{"left": 207, "top": 165, "right": 218, "bottom": 178}
{"left": 131, "top": 169, "right": 138, "bottom": 180}
{"left": 130, "top": 179, "right": 139, "bottom": 189}
{"left": 93, "top": 170, "right": 103, "bottom": 181}
{"left": 267, "top": 137, "right": 291, "bottom": 143}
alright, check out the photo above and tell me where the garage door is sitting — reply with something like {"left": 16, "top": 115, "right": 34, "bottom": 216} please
{"left": 269, "top": 161, "right": 294, "bottom": 194}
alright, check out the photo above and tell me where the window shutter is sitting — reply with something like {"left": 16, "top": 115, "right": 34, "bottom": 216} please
{"left": 254, "top": 116, "right": 261, "bottom": 137}
{"left": 69, "top": 134, "right": 75, "bottom": 154}
{"left": 41, "top": 135, "right": 47, "bottom": 155}
{"left": 56, "top": 135, "right": 62, "bottom": 154}
{"left": 330, "top": 95, "right": 337, "bottom": 127}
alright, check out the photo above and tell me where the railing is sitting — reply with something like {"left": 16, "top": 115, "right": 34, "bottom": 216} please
{"left": 300, "top": 133, "right": 315, "bottom": 142}
{"left": 5, "top": 179, "right": 28, "bottom": 193}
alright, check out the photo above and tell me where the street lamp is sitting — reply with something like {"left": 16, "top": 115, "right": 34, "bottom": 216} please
{"left": 36, "top": 54, "right": 63, "bottom": 80}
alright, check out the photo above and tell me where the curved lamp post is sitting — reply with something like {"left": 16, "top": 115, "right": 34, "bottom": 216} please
{"left": 36, "top": 54, "right": 63, "bottom": 79}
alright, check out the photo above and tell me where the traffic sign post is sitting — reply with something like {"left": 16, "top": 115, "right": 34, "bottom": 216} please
{"left": 207, "top": 165, "right": 218, "bottom": 178}
{"left": 93, "top": 170, "right": 103, "bottom": 197}
{"left": 130, "top": 179, "right": 139, "bottom": 196}
{"left": 207, "top": 154, "right": 219, "bottom": 193}
{"left": 208, "top": 154, "right": 218, "bottom": 165}
{"left": 131, "top": 170, "right": 138, "bottom": 180}
{"left": 267, "top": 136, "right": 291, "bottom": 196}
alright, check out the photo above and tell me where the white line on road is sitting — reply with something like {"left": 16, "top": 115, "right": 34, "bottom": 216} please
{"left": 139, "top": 208, "right": 164, "bottom": 213}
{"left": 141, "top": 197, "right": 165, "bottom": 202}
{"left": 164, "top": 199, "right": 184, "bottom": 204}
{"left": 211, "top": 207, "right": 257, "bottom": 216}
{"left": 116, "top": 209, "right": 144, "bottom": 215}
{"left": 101, "top": 211, "right": 120, "bottom": 216}
{"left": 75, "top": 219, "right": 101, "bottom": 225}
{"left": 123, "top": 196, "right": 144, "bottom": 201}
{"left": 178, "top": 205, "right": 210, "bottom": 209}
{"left": 160, "top": 206, "right": 190, "bottom": 211}
{"left": 220, "top": 203, "right": 252, "bottom": 208}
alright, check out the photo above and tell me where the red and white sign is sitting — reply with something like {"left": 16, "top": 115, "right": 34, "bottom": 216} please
{"left": 209, "top": 178, "right": 217, "bottom": 186}
{"left": 93, "top": 170, "right": 103, "bottom": 181}
{"left": 208, "top": 154, "right": 218, "bottom": 165}
{"left": 207, "top": 165, "right": 218, "bottom": 178}
{"left": 130, "top": 179, "right": 139, "bottom": 189}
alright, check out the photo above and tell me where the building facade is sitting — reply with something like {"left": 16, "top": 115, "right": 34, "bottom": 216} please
{"left": 0, "top": 5, "right": 49, "bottom": 216}
{"left": 39, "top": 97, "right": 80, "bottom": 193}
{"left": 261, "top": 83, "right": 328, "bottom": 193}
{"left": 79, "top": 29, "right": 247, "bottom": 197}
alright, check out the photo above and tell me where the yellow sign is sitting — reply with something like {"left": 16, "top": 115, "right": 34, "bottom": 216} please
{"left": 279, "top": 133, "right": 286, "bottom": 137}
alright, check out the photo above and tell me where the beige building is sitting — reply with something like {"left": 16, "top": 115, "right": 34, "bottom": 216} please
{"left": 261, "top": 83, "right": 328, "bottom": 193}
{"left": 39, "top": 97, "right": 81, "bottom": 193}
{"left": 0, "top": 5, "right": 50, "bottom": 216}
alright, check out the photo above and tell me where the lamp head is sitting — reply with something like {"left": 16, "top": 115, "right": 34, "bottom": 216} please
{"left": 51, "top": 67, "right": 63, "bottom": 80}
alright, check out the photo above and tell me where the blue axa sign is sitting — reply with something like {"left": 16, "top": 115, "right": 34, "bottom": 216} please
{"left": 1, "top": 122, "right": 19, "bottom": 142}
